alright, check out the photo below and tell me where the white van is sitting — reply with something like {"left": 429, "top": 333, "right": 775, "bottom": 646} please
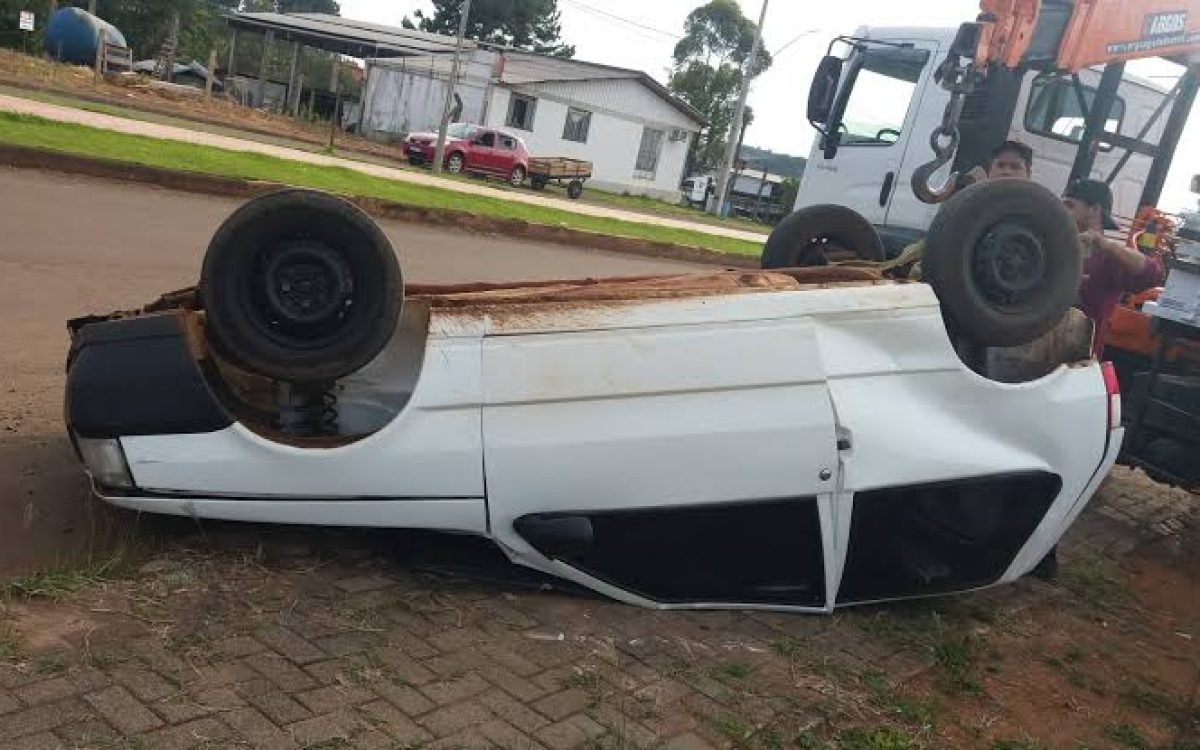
{"left": 794, "top": 26, "right": 1171, "bottom": 255}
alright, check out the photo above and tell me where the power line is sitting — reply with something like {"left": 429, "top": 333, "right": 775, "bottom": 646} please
{"left": 770, "top": 28, "right": 821, "bottom": 58}
{"left": 560, "top": 0, "right": 682, "bottom": 41}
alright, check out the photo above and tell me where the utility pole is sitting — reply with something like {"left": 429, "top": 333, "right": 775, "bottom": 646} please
{"left": 432, "top": 0, "right": 473, "bottom": 175}
{"left": 710, "top": 0, "right": 768, "bottom": 216}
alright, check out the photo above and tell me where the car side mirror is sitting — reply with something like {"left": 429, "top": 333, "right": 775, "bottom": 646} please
{"left": 807, "top": 56, "right": 843, "bottom": 125}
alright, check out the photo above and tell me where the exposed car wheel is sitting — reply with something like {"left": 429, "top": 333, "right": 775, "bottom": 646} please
{"left": 761, "top": 204, "right": 885, "bottom": 268}
{"left": 510, "top": 165, "right": 526, "bottom": 187}
{"left": 446, "top": 152, "right": 465, "bottom": 174}
{"left": 567, "top": 180, "right": 584, "bottom": 200}
{"left": 924, "top": 180, "right": 1081, "bottom": 348}
{"left": 200, "top": 189, "right": 403, "bottom": 383}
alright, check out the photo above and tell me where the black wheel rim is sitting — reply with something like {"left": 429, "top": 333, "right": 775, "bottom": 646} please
{"left": 257, "top": 241, "right": 353, "bottom": 337}
{"left": 971, "top": 221, "right": 1047, "bottom": 309}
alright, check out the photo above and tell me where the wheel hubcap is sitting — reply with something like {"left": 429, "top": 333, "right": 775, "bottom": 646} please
{"left": 972, "top": 222, "right": 1046, "bottom": 308}
{"left": 262, "top": 242, "right": 353, "bottom": 327}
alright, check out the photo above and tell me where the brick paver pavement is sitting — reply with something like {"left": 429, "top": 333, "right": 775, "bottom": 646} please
{"left": 0, "top": 467, "right": 1194, "bottom": 749}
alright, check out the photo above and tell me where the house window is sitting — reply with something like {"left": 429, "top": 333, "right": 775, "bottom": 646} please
{"left": 506, "top": 94, "right": 537, "bottom": 131}
{"left": 562, "top": 107, "right": 591, "bottom": 143}
{"left": 635, "top": 127, "right": 665, "bottom": 174}
{"left": 1024, "top": 74, "right": 1126, "bottom": 151}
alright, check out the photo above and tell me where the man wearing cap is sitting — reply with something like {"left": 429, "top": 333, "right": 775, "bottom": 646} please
{"left": 1062, "top": 179, "right": 1165, "bottom": 354}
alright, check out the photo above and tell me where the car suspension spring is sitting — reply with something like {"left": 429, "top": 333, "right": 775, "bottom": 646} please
{"left": 275, "top": 380, "right": 339, "bottom": 437}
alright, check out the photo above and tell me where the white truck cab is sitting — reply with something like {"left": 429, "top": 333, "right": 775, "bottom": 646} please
{"left": 794, "top": 26, "right": 1171, "bottom": 255}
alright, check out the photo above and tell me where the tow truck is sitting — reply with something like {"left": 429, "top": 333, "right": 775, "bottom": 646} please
{"left": 63, "top": 2, "right": 1200, "bottom": 611}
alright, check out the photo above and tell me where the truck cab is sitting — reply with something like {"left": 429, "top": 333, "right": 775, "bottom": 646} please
{"left": 794, "top": 26, "right": 1171, "bottom": 256}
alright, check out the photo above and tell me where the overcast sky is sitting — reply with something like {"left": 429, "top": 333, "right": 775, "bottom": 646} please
{"left": 339, "top": 0, "right": 1199, "bottom": 213}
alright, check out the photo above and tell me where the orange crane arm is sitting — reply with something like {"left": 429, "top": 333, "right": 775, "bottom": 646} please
{"left": 978, "top": 0, "right": 1200, "bottom": 72}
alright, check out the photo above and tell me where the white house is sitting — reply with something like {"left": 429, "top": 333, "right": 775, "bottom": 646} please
{"left": 360, "top": 49, "right": 707, "bottom": 199}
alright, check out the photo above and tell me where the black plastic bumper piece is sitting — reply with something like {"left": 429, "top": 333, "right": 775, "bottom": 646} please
{"left": 65, "top": 312, "right": 232, "bottom": 439}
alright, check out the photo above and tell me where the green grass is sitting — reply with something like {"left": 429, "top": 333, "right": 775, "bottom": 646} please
{"left": 861, "top": 671, "right": 939, "bottom": 730}
{"left": 854, "top": 605, "right": 988, "bottom": 696}
{"left": 0, "top": 111, "right": 766, "bottom": 257}
{"left": 710, "top": 661, "right": 754, "bottom": 683}
{"left": 0, "top": 620, "right": 22, "bottom": 662}
{"left": 1101, "top": 722, "right": 1149, "bottom": 749}
{"left": 3, "top": 554, "right": 121, "bottom": 600}
{"left": 1060, "top": 551, "right": 1129, "bottom": 610}
{"left": 571, "top": 185, "right": 772, "bottom": 235}
{"left": 838, "top": 727, "right": 924, "bottom": 750}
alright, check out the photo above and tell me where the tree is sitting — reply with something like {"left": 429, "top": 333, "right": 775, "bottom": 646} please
{"left": 402, "top": 0, "right": 574, "bottom": 58}
{"left": 668, "top": 0, "right": 771, "bottom": 173}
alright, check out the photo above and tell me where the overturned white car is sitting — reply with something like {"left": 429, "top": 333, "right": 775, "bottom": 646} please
{"left": 65, "top": 187, "right": 1121, "bottom": 613}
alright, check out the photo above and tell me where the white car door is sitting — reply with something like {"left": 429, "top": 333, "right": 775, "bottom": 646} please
{"left": 794, "top": 40, "right": 940, "bottom": 226}
{"left": 479, "top": 306, "right": 842, "bottom": 610}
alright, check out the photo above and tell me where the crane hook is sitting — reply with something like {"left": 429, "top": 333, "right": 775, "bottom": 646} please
{"left": 911, "top": 124, "right": 962, "bottom": 204}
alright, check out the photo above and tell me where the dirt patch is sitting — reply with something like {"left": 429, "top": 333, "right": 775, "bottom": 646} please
{"left": 0, "top": 49, "right": 400, "bottom": 163}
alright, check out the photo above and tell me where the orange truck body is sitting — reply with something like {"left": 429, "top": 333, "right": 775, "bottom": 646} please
{"left": 978, "top": 0, "right": 1200, "bottom": 72}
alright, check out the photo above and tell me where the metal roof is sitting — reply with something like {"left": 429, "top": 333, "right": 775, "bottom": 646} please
{"left": 226, "top": 12, "right": 473, "bottom": 58}
{"left": 498, "top": 51, "right": 708, "bottom": 127}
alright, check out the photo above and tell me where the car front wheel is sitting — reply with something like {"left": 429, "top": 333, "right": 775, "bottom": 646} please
{"left": 446, "top": 153, "right": 465, "bottom": 174}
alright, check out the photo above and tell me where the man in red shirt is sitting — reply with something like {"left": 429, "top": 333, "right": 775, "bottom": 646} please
{"left": 1062, "top": 179, "right": 1165, "bottom": 355}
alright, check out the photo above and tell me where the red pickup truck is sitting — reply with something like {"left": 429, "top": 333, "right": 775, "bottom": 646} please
{"left": 404, "top": 123, "right": 530, "bottom": 187}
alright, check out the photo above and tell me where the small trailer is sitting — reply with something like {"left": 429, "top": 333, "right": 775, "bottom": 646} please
{"left": 527, "top": 157, "right": 592, "bottom": 199}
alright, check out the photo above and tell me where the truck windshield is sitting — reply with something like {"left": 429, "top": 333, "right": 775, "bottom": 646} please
{"left": 839, "top": 46, "right": 930, "bottom": 146}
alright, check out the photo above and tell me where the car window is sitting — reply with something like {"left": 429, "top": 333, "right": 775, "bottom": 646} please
{"left": 838, "top": 46, "right": 930, "bottom": 146}
{"left": 499, "top": 135, "right": 517, "bottom": 150}
{"left": 477, "top": 131, "right": 496, "bottom": 147}
{"left": 1024, "top": 74, "right": 1125, "bottom": 151}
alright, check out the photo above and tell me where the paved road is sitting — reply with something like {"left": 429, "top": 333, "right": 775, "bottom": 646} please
{"left": 0, "top": 167, "right": 698, "bottom": 575}
{"left": 0, "top": 93, "right": 769, "bottom": 244}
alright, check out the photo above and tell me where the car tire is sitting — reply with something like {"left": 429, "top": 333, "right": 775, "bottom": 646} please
{"left": 567, "top": 180, "right": 584, "bottom": 200}
{"left": 924, "top": 180, "right": 1082, "bottom": 348}
{"left": 200, "top": 189, "right": 403, "bottom": 383}
{"left": 761, "top": 204, "right": 885, "bottom": 268}
{"left": 446, "top": 152, "right": 465, "bottom": 174}
{"left": 510, "top": 165, "right": 526, "bottom": 187}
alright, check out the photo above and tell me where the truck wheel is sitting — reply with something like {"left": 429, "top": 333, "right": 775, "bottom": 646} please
{"left": 531, "top": 176, "right": 548, "bottom": 190}
{"left": 200, "top": 189, "right": 403, "bottom": 383}
{"left": 567, "top": 180, "right": 584, "bottom": 199}
{"left": 924, "top": 180, "right": 1081, "bottom": 348}
{"left": 761, "top": 204, "right": 885, "bottom": 268}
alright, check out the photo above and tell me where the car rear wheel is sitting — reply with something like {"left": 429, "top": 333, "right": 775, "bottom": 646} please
{"left": 510, "top": 165, "right": 526, "bottom": 187}
{"left": 924, "top": 180, "right": 1082, "bottom": 347}
{"left": 200, "top": 189, "right": 403, "bottom": 383}
{"left": 761, "top": 204, "right": 885, "bottom": 268}
{"left": 446, "top": 152, "right": 465, "bottom": 174}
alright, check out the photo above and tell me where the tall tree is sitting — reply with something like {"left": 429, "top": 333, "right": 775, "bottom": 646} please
{"left": 402, "top": 0, "right": 574, "bottom": 58}
{"left": 668, "top": 0, "right": 771, "bottom": 173}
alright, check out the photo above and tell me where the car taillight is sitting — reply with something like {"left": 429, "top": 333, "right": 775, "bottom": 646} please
{"left": 1101, "top": 361, "right": 1121, "bottom": 430}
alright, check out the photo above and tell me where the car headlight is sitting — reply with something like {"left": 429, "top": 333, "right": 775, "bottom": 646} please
{"left": 76, "top": 437, "right": 135, "bottom": 490}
